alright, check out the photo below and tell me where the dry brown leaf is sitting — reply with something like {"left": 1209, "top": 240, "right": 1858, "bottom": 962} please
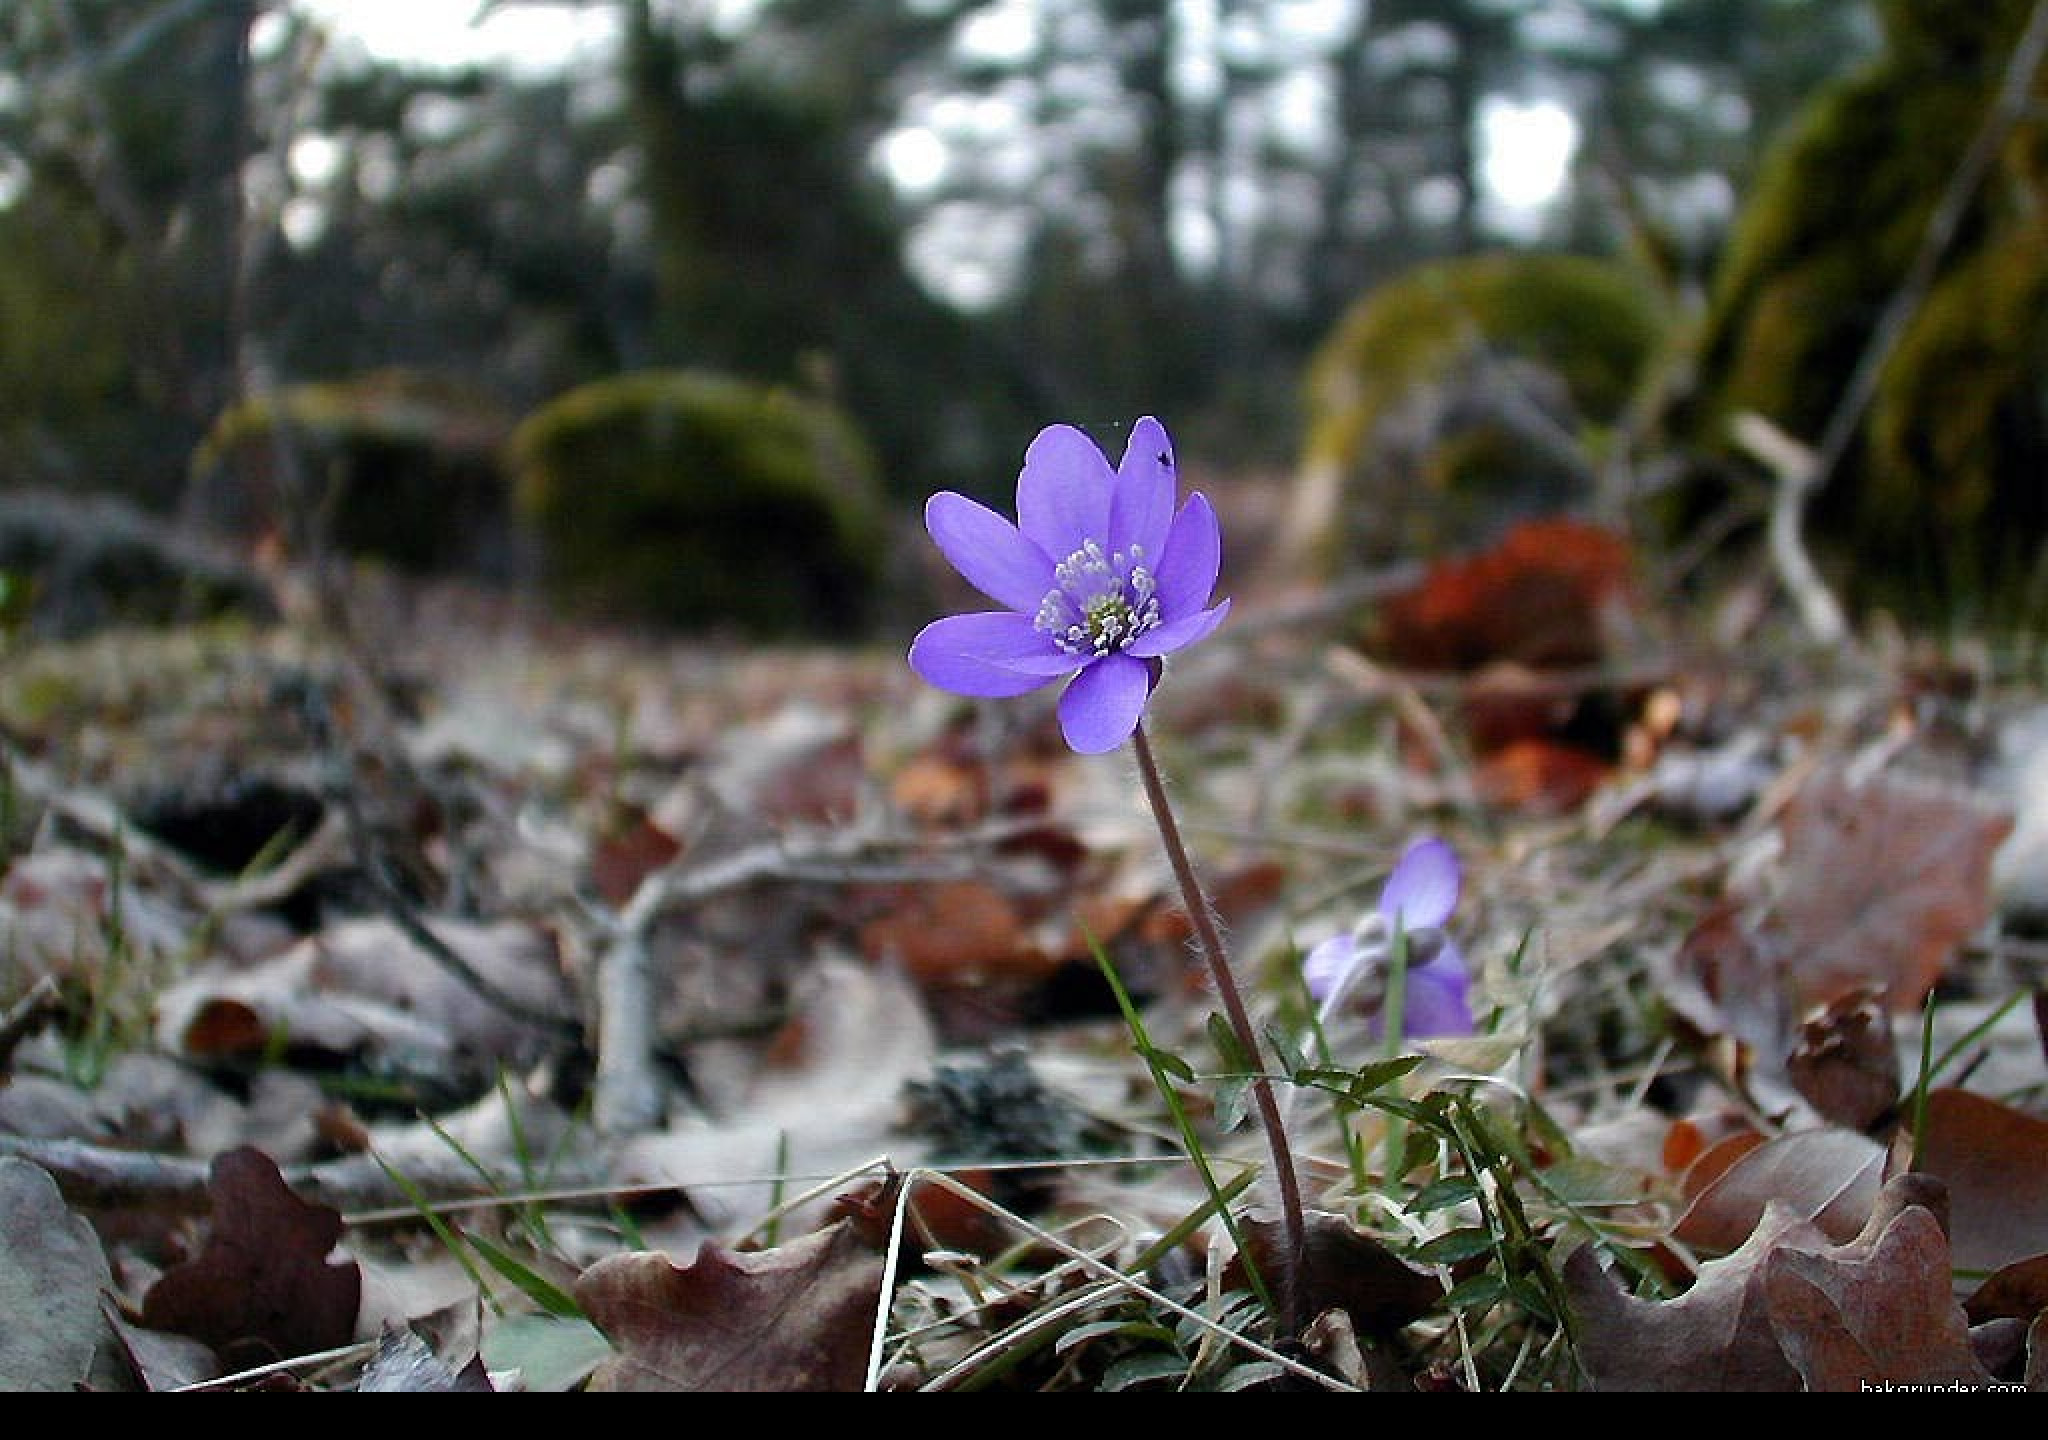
{"left": 140, "top": 1147, "right": 361, "bottom": 1365}
{"left": 1785, "top": 987, "right": 1899, "bottom": 1131}
{"left": 1564, "top": 1205, "right": 1825, "bottom": 1391}
{"left": 1768, "top": 768, "right": 2012, "bottom": 1012}
{"left": 1764, "top": 1203, "right": 1991, "bottom": 1390}
{"left": 1965, "top": 1255, "right": 2048, "bottom": 1327}
{"left": 575, "top": 1220, "right": 884, "bottom": 1392}
{"left": 1674, "top": 1128, "right": 1885, "bottom": 1256}
{"left": 1901, "top": 1088, "right": 2048, "bottom": 1281}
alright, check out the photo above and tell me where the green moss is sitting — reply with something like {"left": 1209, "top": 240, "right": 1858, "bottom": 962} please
{"left": 1299, "top": 252, "right": 1667, "bottom": 565}
{"left": 191, "top": 370, "right": 512, "bottom": 572}
{"left": 1669, "top": 3, "right": 2048, "bottom": 626}
{"left": 509, "top": 370, "right": 884, "bottom": 636}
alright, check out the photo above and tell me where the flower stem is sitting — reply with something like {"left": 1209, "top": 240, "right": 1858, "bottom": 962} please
{"left": 1130, "top": 721, "right": 1307, "bottom": 1332}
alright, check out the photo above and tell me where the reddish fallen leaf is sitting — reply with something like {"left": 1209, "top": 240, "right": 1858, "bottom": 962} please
{"left": 856, "top": 879, "right": 1045, "bottom": 984}
{"left": 1674, "top": 1128, "right": 1885, "bottom": 1257}
{"left": 1764, "top": 1204, "right": 1991, "bottom": 1390}
{"left": 1375, "top": 518, "right": 1635, "bottom": 673}
{"left": 575, "top": 1220, "right": 884, "bottom": 1392}
{"left": 1565, "top": 1204, "right": 1826, "bottom": 1391}
{"left": 140, "top": 1147, "right": 361, "bottom": 1365}
{"left": 1675, "top": 1129, "right": 1767, "bottom": 1200}
{"left": 1785, "top": 987, "right": 1898, "bottom": 1132}
{"left": 1475, "top": 737, "right": 1612, "bottom": 812}
{"left": 590, "top": 812, "right": 682, "bottom": 907}
{"left": 1663, "top": 1112, "right": 1761, "bottom": 1174}
{"left": 1768, "top": 768, "right": 2012, "bottom": 1012}
{"left": 1900, "top": 1088, "right": 2048, "bottom": 1281}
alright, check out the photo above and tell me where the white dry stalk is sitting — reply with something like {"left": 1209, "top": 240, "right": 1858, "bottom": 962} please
{"left": 1730, "top": 412, "right": 1848, "bottom": 648}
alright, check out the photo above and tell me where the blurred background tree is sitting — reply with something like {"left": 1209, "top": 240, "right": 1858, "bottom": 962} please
{"left": 24, "top": 0, "right": 2044, "bottom": 633}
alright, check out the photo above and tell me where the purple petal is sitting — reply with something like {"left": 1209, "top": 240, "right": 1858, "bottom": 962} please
{"left": 1400, "top": 944, "right": 1474, "bottom": 1038}
{"left": 1016, "top": 425, "right": 1114, "bottom": 562}
{"left": 1127, "top": 598, "right": 1230, "bottom": 659}
{"left": 1056, "top": 652, "right": 1152, "bottom": 754}
{"left": 1302, "top": 934, "right": 1356, "bottom": 1005}
{"left": 1110, "top": 417, "right": 1177, "bottom": 564}
{"left": 910, "top": 612, "right": 1075, "bottom": 698}
{"left": 926, "top": 492, "right": 1053, "bottom": 614}
{"left": 1380, "top": 837, "right": 1460, "bottom": 930}
{"left": 1152, "top": 492, "right": 1222, "bottom": 619}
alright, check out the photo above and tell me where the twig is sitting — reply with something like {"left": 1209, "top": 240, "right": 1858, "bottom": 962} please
{"left": 0, "top": 975, "right": 62, "bottom": 1071}
{"left": 1730, "top": 412, "right": 1849, "bottom": 646}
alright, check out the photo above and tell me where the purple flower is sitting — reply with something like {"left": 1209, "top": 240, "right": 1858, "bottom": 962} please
{"left": 1302, "top": 837, "right": 1473, "bottom": 1038}
{"left": 908, "top": 417, "right": 1231, "bottom": 755}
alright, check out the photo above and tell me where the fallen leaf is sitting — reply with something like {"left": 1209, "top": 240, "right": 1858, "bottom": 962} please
{"left": 1475, "top": 737, "right": 1612, "bottom": 812}
{"left": 590, "top": 811, "right": 682, "bottom": 907}
{"left": 1375, "top": 518, "right": 1635, "bottom": 673}
{"left": 1768, "top": 768, "right": 2012, "bottom": 1012}
{"left": 140, "top": 1147, "right": 361, "bottom": 1364}
{"left": 1785, "top": 987, "right": 1898, "bottom": 1132}
{"left": 0, "top": 1158, "right": 116, "bottom": 1391}
{"left": 856, "top": 879, "right": 1043, "bottom": 984}
{"left": 355, "top": 1325, "right": 494, "bottom": 1393}
{"left": 1900, "top": 1088, "right": 2048, "bottom": 1281}
{"left": 478, "top": 1313, "right": 612, "bottom": 1393}
{"left": 575, "top": 1220, "right": 884, "bottom": 1392}
{"left": 1674, "top": 1128, "right": 1885, "bottom": 1256}
{"left": 102, "top": 1310, "right": 219, "bottom": 1392}
{"left": 1565, "top": 1204, "right": 1823, "bottom": 1391}
{"left": 1764, "top": 1203, "right": 1991, "bottom": 1390}
{"left": 1965, "top": 1255, "right": 2048, "bottom": 1327}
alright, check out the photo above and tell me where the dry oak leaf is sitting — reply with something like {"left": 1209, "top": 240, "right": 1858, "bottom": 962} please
{"left": 1673, "top": 1127, "right": 1885, "bottom": 1258}
{"left": 1763, "top": 1203, "right": 1991, "bottom": 1391}
{"left": 1767, "top": 767, "right": 2012, "bottom": 1012}
{"left": 575, "top": 1220, "right": 884, "bottom": 1392}
{"left": 1564, "top": 1204, "right": 1829, "bottom": 1391}
{"left": 1901, "top": 1088, "right": 2048, "bottom": 1282}
{"left": 140, "top": 1146, "right": 361, "bottom": 1365}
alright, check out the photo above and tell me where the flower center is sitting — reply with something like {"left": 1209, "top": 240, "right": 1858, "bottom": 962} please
{"left": 1034, "top": 539, "right": 1161, "bottom": 658}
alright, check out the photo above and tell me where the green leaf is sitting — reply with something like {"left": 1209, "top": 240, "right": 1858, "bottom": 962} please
{"left": 1405, "top": 1174, "right": 1481, "bottom": 1215}
{"left": 1265, "top": 1023, "right": 1306, "bottom": 1080}
{"left": 1205, "top": 1012, "right": 1253, "bottom": 1074}
{"left": 1102, "top": 1351, "right": 1189, "bottom": 1392}
{"left": 1412, "top": 1226, "right": 1499, "bottom": 1266}
{"left": 1345, "top": 1053, "right": 1425, "bottom": 1102}
{"left": 1442, "top": 1272, "right": 1509, "bottom": 1313}
{"left": 1214, "top": 1072, "right": 1253, "bottom": 1133}
{"left": 459, "top": 1229, "right": 585, "bottom": 1319}
{"left": 1213, "top": 1360, "right": 1286, "bottom": 1392}
{"left": 1055, "top": 1319, "right": 1179, "bottom": 1355}
{"left": 1139, "top": 1045, "right": 1196, "bottom": 1084}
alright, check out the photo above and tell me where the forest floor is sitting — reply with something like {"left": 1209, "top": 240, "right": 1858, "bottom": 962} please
{"left": 1, "top": 491, "right": 2045, "bottom": 1392}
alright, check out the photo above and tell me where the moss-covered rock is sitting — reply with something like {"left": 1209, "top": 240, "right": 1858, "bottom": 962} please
{"left": 1282, "top": 252, "right": 1668, "bottom": 572}
{"left": 508, "top": 371, "right": 884, "bottom": 636}
{"left": 189, "top": 370, "right": 513, "bottom": 573}
{"left": 1668, "top": 0, "right": 2048, "bottom": 625}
